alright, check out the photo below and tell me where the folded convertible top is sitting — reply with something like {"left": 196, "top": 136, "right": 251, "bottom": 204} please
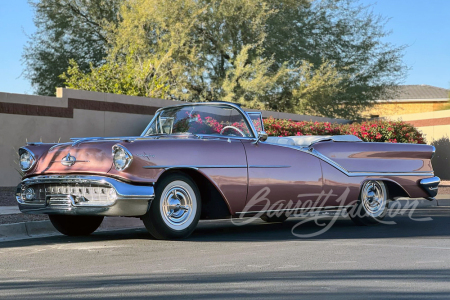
{"left": 266, "top": 135, "right": 362, "bottom": 147}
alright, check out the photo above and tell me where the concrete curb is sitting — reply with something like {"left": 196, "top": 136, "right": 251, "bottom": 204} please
{"left": 440, "top": 180, "right": 450, "bottom": 187}
{"left": 0, "top": 206, "right": 21, "bottom": 215}
{"left": 437, "top": 199, "right": 450, "bottom": 206}
{"left": 0, "top": 217, "right": 144, "bottom": 242}
{"left": 0, "top": 222, "right": 29, "bottom": 241}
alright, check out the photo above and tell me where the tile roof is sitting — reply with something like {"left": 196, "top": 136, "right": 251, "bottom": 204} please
{"left": 389, "top": 85, "right": 449, "bottom": 100}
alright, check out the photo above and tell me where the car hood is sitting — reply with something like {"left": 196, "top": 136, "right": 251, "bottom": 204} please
{"left": 25, "top": 141, "right": 117, "bottom": 177}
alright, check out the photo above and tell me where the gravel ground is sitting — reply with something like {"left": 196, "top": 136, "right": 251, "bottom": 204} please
{"left": 0, "top": 213, "right": 48, "bottom": 225}
{"left": 0, "top": 187, "right": 16, "bottom": 206}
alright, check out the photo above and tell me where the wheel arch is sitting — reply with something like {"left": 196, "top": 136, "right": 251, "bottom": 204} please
{"left": 155, "top": 168, "right": 232, "bottom": 219}
{"left": 359, "top": 178, "right": 410, "bottom": 200}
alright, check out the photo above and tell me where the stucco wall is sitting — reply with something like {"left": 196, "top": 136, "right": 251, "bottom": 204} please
{"left": 0, "top": 88, "right": 349, "bottom": 187}
{"left": 385, "top": 110, "right": 450, "bottom": 180}
{"left": 364, "top": 101, "right": 448, "bottom": 117}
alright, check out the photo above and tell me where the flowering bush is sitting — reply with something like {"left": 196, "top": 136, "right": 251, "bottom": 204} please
{"left": 171, "top": 112, "right": 425, "bottom": 144}
{"left": 172, "top": 113, "right": 252, "bottom": 136}
{"left": 263, "top": 117, "right": 426, "bottom": 144}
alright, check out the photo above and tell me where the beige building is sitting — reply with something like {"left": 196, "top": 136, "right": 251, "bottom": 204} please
{"left": 364, "top": 85, "right": 449, "bottom": 118}
{"left": 384, "top": 109, "right": 450, "bottom": 180}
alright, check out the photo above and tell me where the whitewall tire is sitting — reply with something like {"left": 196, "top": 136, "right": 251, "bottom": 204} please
{"left": 348, "top": 180, "right": 389, "bottom": 226}
{"left": 142, "top": 173, "right": 201, "bottom": 239}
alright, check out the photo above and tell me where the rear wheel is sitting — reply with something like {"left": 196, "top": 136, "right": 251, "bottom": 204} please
{"left": 49, "top": 215, "right": 104, "bottom": 236}
{"left": 348, "top": 180, "right": 388, "bottom": 226}
{"left": 142, "top": 173, "right": 201, "bottom": 240}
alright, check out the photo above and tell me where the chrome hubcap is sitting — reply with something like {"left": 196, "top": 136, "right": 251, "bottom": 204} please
{"left": 361, "top": 181, "right": 387, "bottom": 218}
{"left": 161, "top": 186, "right": 193, "bottom": 228}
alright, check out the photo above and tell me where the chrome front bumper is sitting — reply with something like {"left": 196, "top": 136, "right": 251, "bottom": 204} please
{"left": 16, "top": 175, "right": 155, "bottom": 216}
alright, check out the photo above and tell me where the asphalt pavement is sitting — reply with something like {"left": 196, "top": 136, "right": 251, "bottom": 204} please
{"left": 0, "top": 207, "right": 450, "bottom": 299}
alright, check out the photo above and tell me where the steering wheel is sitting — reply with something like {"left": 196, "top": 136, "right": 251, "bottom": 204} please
{"left": 220, "top": 126, "right": 246, "bottom": 137}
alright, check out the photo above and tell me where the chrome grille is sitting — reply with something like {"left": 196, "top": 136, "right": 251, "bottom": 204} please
{"left": 48, "top": 197, "right": 72, "bottom": 207}
{"left": 19, "top": 182, "right": 117, "bottom": 206}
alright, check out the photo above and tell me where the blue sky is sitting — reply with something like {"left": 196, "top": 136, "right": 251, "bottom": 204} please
{"left": 0, "top": 0, "right": 449, "bottom": 95}
{"left": 0, "top": 0, "right": 35, "bottom": 94}
{"left": 360, "top": 0, "right": 450, "bottom": 89}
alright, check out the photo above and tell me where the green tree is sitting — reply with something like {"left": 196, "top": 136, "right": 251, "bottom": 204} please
{"left": 264, "top": 0, "right": 406, "bottom": 116}
{"left": 61, "top": 0, "right": 406, "bottom": 119}
{"left": 62, "top": 55, "right": 170, "bottom": 98}
{"left": 22, "top": 0, "right": 123, "bottom": 95}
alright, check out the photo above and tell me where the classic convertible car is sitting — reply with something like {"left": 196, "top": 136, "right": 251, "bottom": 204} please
{"left": 16, "top": 102, "right": 440, "bottom": 239}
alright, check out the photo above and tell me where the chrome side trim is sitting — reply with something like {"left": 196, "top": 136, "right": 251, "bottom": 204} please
{"left": 261, "top": 142, "right": 434, "bottom": 177}
{"left": 248, "top": 165, "right": 291, "bottom": 168}
{"left": 347, "top": 172, "right": 434, "bottom": 177}
{"left": 144, "top": 165, "right": 247, "bottom": 169}
{"left": 236, "top": 205, "right": 354, "bottom": 215}
{"left": 143, "top": 165, "right": 291, "bottom": 169}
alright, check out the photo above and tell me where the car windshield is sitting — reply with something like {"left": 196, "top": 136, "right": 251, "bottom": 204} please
{"left": 142, "top": 104, "right": 255, "bottom": 138}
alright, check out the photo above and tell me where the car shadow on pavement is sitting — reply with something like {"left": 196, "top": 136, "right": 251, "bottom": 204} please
{"left": 0, "top": 207, "right": 449, "bottom": 248}
{"left": 190, "top": 208, "right": 450, "bottom": 242}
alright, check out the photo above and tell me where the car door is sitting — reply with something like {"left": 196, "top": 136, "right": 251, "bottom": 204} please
{"left": 241, "top": 140, "right": 324, "bottom": 214}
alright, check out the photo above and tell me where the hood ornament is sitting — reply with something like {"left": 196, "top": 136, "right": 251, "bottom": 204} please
{"left": 50, "top": 153, "right": 89, "bottom": 167}
{"left": 61, "top": 153, "right": 76, "bottom": 167}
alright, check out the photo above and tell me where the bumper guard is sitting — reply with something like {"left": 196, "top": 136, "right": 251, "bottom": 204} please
{"left": 419, "top": 176, "right": 440, "bottom": 200}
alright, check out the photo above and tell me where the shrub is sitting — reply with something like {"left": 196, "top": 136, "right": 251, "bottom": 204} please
{"left": 263, "top": 117, "right": 425, "bottom": 144}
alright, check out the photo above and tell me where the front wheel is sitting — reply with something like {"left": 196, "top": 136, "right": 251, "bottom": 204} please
{"left": 142, "top": 173, "right": 201, "bottom": 240}
{"left": 49, "top": 215, "right": 104, "bottom": 236}
{"left": 348, "top": 180, "right": 389, "bottom": 226}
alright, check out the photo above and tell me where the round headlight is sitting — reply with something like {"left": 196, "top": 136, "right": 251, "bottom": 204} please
{"left": 112, "top": 145, "right": 133, "bottom": 171}
{"left": 19, "top": 148, "right": 36, "bottom": 171}
{"left": 25, "top": 187, "right": 35, "bottom": 201}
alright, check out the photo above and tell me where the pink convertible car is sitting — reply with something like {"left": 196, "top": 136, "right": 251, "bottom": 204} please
{"left": 16, "top": 102, "right": 440, "bottom": 239}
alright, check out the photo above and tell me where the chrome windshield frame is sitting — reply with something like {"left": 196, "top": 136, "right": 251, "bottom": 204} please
{"left": 140, "top": 102, "right": 258, "bottom": 138}
{"left": 246, "top": 111, "right": 265, "bottom": 133}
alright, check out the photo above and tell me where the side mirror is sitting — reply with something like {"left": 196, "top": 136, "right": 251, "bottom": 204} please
{"left": 254, "top": 131, "right": 268, "bottom": 144}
